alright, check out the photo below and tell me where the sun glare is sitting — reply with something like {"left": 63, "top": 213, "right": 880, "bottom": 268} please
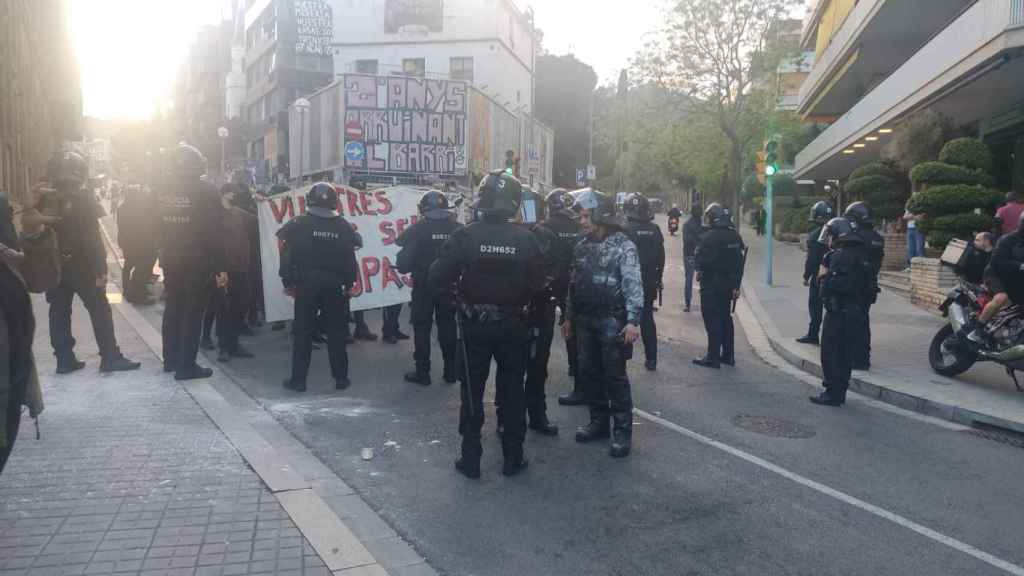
{"left": 68, "top": 0, "right": 227, "bottom": 120}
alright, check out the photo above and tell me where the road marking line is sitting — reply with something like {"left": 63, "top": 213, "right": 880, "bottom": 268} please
{"left": 634, "top": 408, "right": 1024, "bottom": 576}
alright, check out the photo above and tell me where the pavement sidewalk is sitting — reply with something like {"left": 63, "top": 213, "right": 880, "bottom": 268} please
{"left": 740, "top": 228, "right": 1024, "bottom": 434}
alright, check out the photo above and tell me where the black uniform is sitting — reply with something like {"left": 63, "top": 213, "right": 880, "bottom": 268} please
{"left": 47, "top": 188, "right": 124, "bottom": 365}
{"left": 397, "top": 217, "right": 462, "bottom": 382}
{"left": 278, "top": 213, "right": 359, "bottom": 388}
{"left": 624, "top": 219, "right": 665, "bottom": 369}
{"left": 682, "top": 215, "right": 704, "bottom": 309}
{"left": 853, "top": 226, "right": 884, "bottom": 368}
{"left": 802, "top": 224, "right": 828, "bottom": 341}
{"left": 429, "top": 217, "right": 545, "bottom": 472}
{"left": 819, "top": 241, "right": 870, "bottom": 403}
{"left": 159, "top": 180, "right": 225, "bottom": 377}
{"left": 696, "top": 227, "right": 745, "bottom": 365}
{"left": 117, "top": 188, "right": 158, "bottom": 303}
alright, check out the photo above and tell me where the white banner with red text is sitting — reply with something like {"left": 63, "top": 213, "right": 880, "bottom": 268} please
{"left": 258, "top": 184, "right": 424, "bottom": 323}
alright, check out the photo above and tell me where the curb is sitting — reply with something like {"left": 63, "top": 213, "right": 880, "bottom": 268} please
{"left": 97, "top": 210, "right": 434, "bottom": 576}
{"left": 740, "top": 285, "right": 1024, "bottom": 435}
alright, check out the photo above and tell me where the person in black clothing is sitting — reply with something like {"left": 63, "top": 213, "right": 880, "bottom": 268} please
{"left": 429, "top": 170, "right": 545, "bottom": 479}
{"left": 398, "top": 190, "right": 462, "bottom": 386}
{"left": 213, "top": 184, "right": 257, "bottom": 362}
{"left": 381, "top": 304, "right": 408, "bottom": 343}
{"left": 797, "top": 201, "right": 834, "bottom": 345}
{"left": 812, "top": 217, "right": 871, "bottom": 406}
{"left": 622, "top": 193, "right": 665, "bottom": 371}
{"left": 117, "top": 185, "right": 158, "bottom": 305}
{"left": 279, "top": 183, "right": 360, "bottom": 392}
{"left": 682, "top": 204, "right": 704, "bottom": 312}
{"left": 693, "top": 203, "right": 745, "bottom": 369}
{"left": 668, "top": 205, "right": 682, "bottom": 220}
{"left": 962, "top": 232, "right": 994, "bottom": 285}
{"left": 845, "top": 202, "right": 884, "bottom": 370}
{"left": 969, "top": 216, "right": 1024, "bottom": 343}
{"left": 522, "top": 189, "right": 579, "bottom": 432}
{"left": 159, "top": 144, "right": 226, "bottom": 381}
{"left": 44, "top": 148, "right": 140, "bottom": 375}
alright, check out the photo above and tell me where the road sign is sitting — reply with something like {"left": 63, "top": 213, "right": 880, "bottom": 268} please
{"left": 345, "top": 141, "right": 366, "bottom": 162}
{"left": 576, "top": 168, "right": 586, "bottom": 186}
{"left": 587, "top": 164, "right": 597, "bottom": 180}
{"left": 345, "top": 121, "right": 363, "bottom": 141}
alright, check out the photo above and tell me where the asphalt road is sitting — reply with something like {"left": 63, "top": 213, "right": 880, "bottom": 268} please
{"left": 124, "top": 214, "right": 1024, "bottom": 576}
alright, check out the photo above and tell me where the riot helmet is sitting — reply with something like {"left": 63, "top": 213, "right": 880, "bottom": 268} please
{"left": 47, "top": 148, "right": 88, "bottom": 188}
{"left": 844, "top": 201, "right": 873, "bottom": 228}
{"left": 809, "top": 201, "right": 834, "bottom": 224}
{"left": 572, "top": 187, "right": 617, "bottom": 227}
{"left": 418, "top": 190, "right": 450, "bottom": 220}
{"left": 623, "top": 193, "right": 653, "bottom": 222}
{"left": 306, "top": 182, "right": 339, "bottom": 217}
{"left": 818, "top": 217, "right": 862, "bottom": 245}
{"left": 170, "top": 144, "right": 207, "bottom": 179}
{"left": 475, "top": 170, "right": 522, "bottom": 217}
{"left": 703, "top": 203, "right": 734, "bottom": 229}
{"left": 545, "top": 188, "right": 574, "bottom": 218}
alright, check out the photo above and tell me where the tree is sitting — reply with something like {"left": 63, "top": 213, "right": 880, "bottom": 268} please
{"left": 633, "top": 0, "right": 799, "bottom": 212}
{"left": 881, "top": 108, "right": 953, "bottom": 172}
{"left": 535, "top": 55, "right": 599, "bottom": 188}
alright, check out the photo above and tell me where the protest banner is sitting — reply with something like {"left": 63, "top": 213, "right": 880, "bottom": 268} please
{"left": 258, "top": 184, "right": 424, "bottom": 322}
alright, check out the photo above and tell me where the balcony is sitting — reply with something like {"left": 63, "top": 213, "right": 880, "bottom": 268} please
{"left": 795, "top": 0, "right": 1024, "bottom": 180}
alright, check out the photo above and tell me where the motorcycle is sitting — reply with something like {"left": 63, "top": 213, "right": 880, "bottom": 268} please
{"left": 930, "top": 276, "right": 1024, "bottom": 391}
{"left": 668, "top": 216, "right": 680, "bottom": 236}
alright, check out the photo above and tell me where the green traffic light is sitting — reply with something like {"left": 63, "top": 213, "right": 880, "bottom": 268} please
{"left": 765, "top": 164, "right": 778, "bottom": 177}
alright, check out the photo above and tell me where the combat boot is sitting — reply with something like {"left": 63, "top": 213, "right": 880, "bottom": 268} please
{"left": 528, "top": 411, "right": 559, "bottom": 436}
{"left": 558, "top": 378, "right": 586, "bottom": 406}
{"left": 404, "top": 369, "right": 431, "bottom": 386}
{"left": 100, "top": 354, "right": 141, "bottom": 373}
{"left": 56, "top": 354, "right": 86, "bottom": 375}
{"left": 501, "top": 443, "right": 529, "bottom": 477}
{"left": 575, "top": 412, "right": 610, "bottom": 443}
{"left": 455, "top": 442, "right": 482, "bottom": 479}
{"left": 609, "top": 412, "right": 632, "bottom": 458}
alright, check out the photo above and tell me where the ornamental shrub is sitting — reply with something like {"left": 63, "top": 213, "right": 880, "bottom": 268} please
{"left": 938, "top": 137, "right": 994, "bottom": 173}
{"left": 844, "top": 162, "right": 906, "bottom": 223}
{"left": 917, "top": 212, "right": 994, "bottom": 249}
{"left": 910, "top": 161, "right": 995, "bottom": 188}
{"left": 905, "top": 185, "right": 1002, "bottom": 216}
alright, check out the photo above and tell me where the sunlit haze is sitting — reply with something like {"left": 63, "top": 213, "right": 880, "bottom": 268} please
{"left": 69, "top": 0, "right": 229, "bottom": 120}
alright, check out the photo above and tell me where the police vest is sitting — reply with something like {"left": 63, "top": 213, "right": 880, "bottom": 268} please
{"left": 286, "top": 215, "right": 358, "bottom": 281}
{"left": 460, "top": 221, "right": 534, "bottom": 306}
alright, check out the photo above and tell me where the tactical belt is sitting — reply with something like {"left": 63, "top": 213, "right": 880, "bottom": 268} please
{"left": 459, "top": 303, "right": 528, "bottom": 324}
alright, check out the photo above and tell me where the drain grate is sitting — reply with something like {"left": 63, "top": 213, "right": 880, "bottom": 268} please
{"left": 969, "top": 423, "right": 1024, "bottom": 449}
{"left": 731, "top": 414, "right": 816, "bottom": 439}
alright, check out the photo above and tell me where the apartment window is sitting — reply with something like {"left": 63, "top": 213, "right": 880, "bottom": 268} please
{"left": 403, "top": 58, "right": 426, "bottom": 77}
{"left": 356, "top": 59, "right": 379, "bottom": 74}
{"left": 450, "top": 57, "right": 473, "bottom": 82}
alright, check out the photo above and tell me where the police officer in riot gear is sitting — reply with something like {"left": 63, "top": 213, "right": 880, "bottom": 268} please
{"left": 45, "top": 148, "right": 140, "bottom": 374}
{"left": 278, "top": 183, "right": 360, "bottom": 392}
{"left": 622, "top": 193, "right": 665, "bottom": 371}
{"left": 797, "top": 201, "right": 834, "bottom": 345}
{"left": 159, "top": 144, "right": 225, "bottom": 380}
{"left": 429, "top": 170, "right": 545, "bottom": 479}
{"left": 812, "top": 217, "right": 871, "bottom": 406}
{"left": 693, "top": 203, "right": 745, "bottom": 369}
{"left": 845, "top": 201, "right": 883, "bottom": 370}
{"left": 398, "top": 190, "right": 462, "bottom": 386}
{"left": 563, "top": 188, "right": 643, "bottom": 458}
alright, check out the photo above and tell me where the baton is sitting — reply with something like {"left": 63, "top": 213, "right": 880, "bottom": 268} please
{"left": 455, "top": 309, "right": 475, "bottom": 420}
{"left": 732, "top": 246, "right": 750, "bottom": 314}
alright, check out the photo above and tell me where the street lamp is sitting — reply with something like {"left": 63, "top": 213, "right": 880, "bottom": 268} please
{"left": 217, "top": 126, "right": 230, "bottom": 180}
{"left": 294, "top": 98, "right": 311, "bottom": 184}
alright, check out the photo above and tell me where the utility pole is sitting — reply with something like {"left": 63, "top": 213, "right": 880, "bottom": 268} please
{"left": 764, "top": 138, "right": 780, "bottom": 286}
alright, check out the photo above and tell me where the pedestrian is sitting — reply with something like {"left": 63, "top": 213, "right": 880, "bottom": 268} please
{"left": 755, "top": 206, "right": 766, "bottom": 236}
{"left": 995, "top": 191, "right": 1023, "bottom": 238}
{"left": 213, "top": 183, "right": 257, "bottom": 362}
{"left": 117, "top": 185, "right": 158, "bottom": 305}
{"left": 692, "top": 203, "right": 745, "bottom": 369}
{"left": 429, "top": 170, "right": 545, "bottom": 479}
{"left": 44, "top": 148, "right": 140, "bottom": 374}
{"left": 902, "top": 204, "right": 926, "bottom": 268}
{"left": 563, "top": 188, "right": 642, "bottom": 458}
{"left": 0, "top": 187, "right": 60, "bottom": 476}
{"left": 159, "top": 144, "right": 227, "bottom": 381}
{"left": 622, "top": 193, "right": 665, "bottom": 371}
{"left": 381, "top": 303, "right": 409, "bottom": 344}
{"left": 796, "top": 201, "right": 834, "bottom": 346}
{"left": 845, "top": 202, "right": 883, "bottom": 371}
{"left": 278, "top": 183, "right": 359, "bottom": 392}
{"left": 682, "top": 204, "right": 704, "bottom": 313}
{"left": 812, "top": 217, "right": 871, "bottom": 407}
{"left": 397, "top": 190, "right": 461, "bottom": 386}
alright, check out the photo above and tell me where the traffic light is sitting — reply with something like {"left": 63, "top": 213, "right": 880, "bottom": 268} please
{"left": 765, "top": 140, "right": 779, "bottom": 177}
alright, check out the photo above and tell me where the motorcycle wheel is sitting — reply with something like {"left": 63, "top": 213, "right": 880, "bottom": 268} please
{"left": 928, "top": 324, "right": 977, "bottom": 377}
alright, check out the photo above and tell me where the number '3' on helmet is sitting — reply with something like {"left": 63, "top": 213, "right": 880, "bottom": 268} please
{"left": 624, "top": 193, "right": 653, "bottom": 222}
{"left": 475, "top": 170, "right": 522, "bottom": 217}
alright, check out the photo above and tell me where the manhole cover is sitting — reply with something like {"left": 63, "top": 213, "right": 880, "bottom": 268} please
{"left": 731, "top": 414, "right": 816, "bottom": 439}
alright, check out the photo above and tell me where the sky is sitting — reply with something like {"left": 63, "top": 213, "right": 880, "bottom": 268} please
{"left": 70, "top": 0, "right": 665, "bottom": 120}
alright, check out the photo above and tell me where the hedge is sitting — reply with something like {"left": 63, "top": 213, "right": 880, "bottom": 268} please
{"left": 848, "top": 162, "right": 894, "bottom": 182}
{"left": 905, "top": 185, "right": 1003, "bottom": 216}
{"left": 910, "top": 161, "right": 995, "bottom": 188}
{"left": 777, "top": 204, "right": 812, "bottom": 236}
{"left": 938, "top": 137, "right": 994, "bottom": 173}
{"left": 918, "top": 212, "right": 994, "bottom": 248}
